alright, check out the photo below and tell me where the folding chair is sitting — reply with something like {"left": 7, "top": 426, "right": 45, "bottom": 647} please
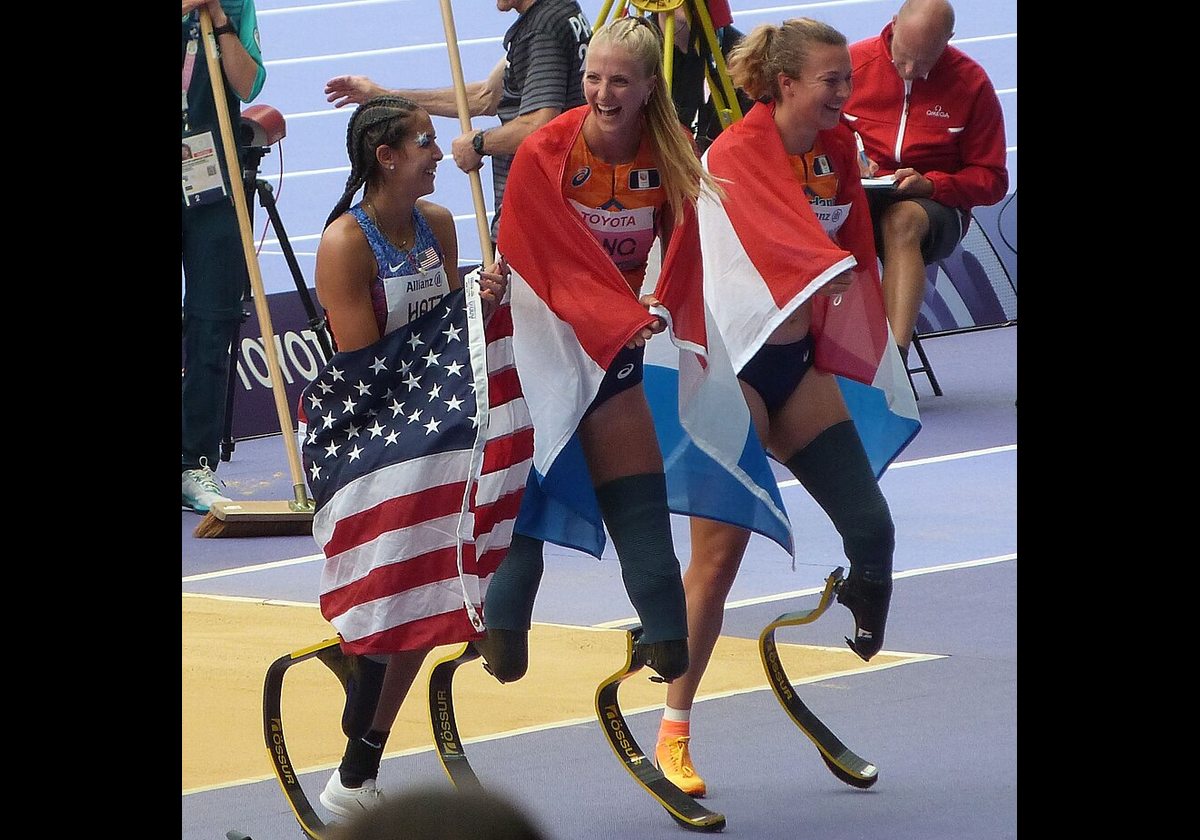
{"left": 906, "top": 332, "right": 942, "bottom": 399}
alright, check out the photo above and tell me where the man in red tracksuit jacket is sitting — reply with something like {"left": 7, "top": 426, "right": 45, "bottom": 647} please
{"left": 843, "top": 0, "right": 1007, "bottom": 357}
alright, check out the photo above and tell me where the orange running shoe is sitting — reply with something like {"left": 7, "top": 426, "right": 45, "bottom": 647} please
{"left": 655, "top": 735, "right": 706, "bottom": 798}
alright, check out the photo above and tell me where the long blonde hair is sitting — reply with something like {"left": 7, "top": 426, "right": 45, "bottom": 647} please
{"left": 589, "top": 16, "right": 723, "bottom": 224}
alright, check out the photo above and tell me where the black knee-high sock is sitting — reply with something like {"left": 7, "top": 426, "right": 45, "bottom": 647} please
{"left": 483, "top": 533, "right": 544, "bottom": 631}
{"left": 479, "top": 533, "right": 544, "bottom": 682}
{"left": 341, "top": 655, "right": 388, "bottom": 739}
{"left": 784, "top": 421, "right": 895, "bottom": 582}
{"left": 594, "top": 473, "right": 687, "bottom": 644}
{"left": 339, "top": 728, "right": 390, "bottom": 787}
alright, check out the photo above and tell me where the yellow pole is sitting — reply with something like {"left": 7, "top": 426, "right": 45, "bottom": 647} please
{"left": 662, "top": 7, "right": 675, "bottom": 87}
{"left": 595, "top": 0, "right": 619, "bottom": 27}
{"left": 689, "top": 0, "right": 743, "bottom": 127}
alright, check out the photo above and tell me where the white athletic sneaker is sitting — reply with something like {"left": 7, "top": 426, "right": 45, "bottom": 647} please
{"left": 319, "top": 773, "right": 384, "bottom": 819}
{"left": 181, "top": 457, "right": 230, "bottom": 514}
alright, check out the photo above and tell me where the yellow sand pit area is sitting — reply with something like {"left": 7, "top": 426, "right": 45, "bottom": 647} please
{"left": 183, "top": 595, "right": 920, "bottom": 792}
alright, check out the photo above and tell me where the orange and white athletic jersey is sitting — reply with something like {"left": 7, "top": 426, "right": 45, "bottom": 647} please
{"left": 786, "top": 135, "right": 852, "bottom": 241}
{"left": 562, "top": 132, "right": 665, "bottom": 294}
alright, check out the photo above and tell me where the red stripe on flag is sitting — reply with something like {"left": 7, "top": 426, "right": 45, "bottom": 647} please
{"left": 705, "top": 104, "right": 859, "bottom": 314}
{"left": 485, "top": 304, "right": 514, "bottom": 339}
{"left": 705, "top": 0, "right": 733, "bottom": 30}
{"left": 497, "top": 108, "right": 657, "bottom": 374}
{"left": 482, "top": 427, "right": 535, "bottom": 476}
{"left": 477, "top": 546, "right": 511, "bottom": 570}
{"left": 321, "top": 543, "right": 475, "bottom": 618}
{"left": 473, "top": 486, "right": 526, "bottom": 533}
{"left": 324, "top": 480, "right": 468, "bottom": 557}
{"left": 487, "top": 366, "right": 524, "bottom": 408}
{"left": 342, "top": 610, "right": 484, "bottom": 655}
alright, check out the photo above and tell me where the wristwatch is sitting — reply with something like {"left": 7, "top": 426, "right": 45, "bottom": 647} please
{"left": 472, "top": 130, "right": 488, "bottom": 157}
{"left": 212, "top": 20, "right": 238, "bottom": 38}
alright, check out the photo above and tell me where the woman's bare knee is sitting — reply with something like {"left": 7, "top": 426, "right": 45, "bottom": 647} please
{"left": 687, "top": 519, "right": 749, "bottom": 590}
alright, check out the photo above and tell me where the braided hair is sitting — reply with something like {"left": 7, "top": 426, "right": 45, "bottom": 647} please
{"left": 324, "top": 95, "right": 423, "bottom": 229}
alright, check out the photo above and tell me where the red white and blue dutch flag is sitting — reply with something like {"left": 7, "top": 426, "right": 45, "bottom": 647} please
{"left": 497, "top": 106, "right": 792, "bottom": 560}
{"left": 699, "top": 101, "right": 921, "bottom": 478}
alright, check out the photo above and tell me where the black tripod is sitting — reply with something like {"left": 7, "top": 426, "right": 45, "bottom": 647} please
{"left": 220, "top": 135, "right": 333, "bottom": 462}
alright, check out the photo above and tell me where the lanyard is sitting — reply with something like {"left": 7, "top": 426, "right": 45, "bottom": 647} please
{"left": 182, "top": 16, "right": 200, "bottom": 130}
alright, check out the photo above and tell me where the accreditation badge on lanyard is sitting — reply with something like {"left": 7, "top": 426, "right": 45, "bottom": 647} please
{"left": 182, "top": 15, "right": 229, "bottom": 207}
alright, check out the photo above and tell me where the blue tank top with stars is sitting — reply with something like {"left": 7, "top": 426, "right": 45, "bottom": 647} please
{"left": 349, "top": 203, "right": 450, "bottom": 337}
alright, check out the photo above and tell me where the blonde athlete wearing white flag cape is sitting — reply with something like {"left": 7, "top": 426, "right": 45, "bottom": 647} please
{"left": 486, "top": 14, "right": 795, "bottom": 691}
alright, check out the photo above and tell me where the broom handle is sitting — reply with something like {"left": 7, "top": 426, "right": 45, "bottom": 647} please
{"left": 436, "top": 0, "right": 495, "bottom": 264}
{"left": 199, "top": 8, "right": 311, "bottom": 510}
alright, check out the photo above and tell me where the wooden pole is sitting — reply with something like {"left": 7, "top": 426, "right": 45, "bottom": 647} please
{"left": 436, "top": 0, "right": 495, "bottom": 265}
{"left": 198, "top": 9, "right": 311, "bottom": 512}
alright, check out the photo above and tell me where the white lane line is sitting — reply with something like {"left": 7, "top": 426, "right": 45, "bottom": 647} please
{"left": 722, "top": 553, "right": 1016, "bottom": 610}
{"left": 594, "top": 553, "right": 1015, "bottom": 627}
{"left": 182, "top": 446, "right": 1014, "bottom": 585}
{"left": 182, "top": 591, "right": 319, "bottom": 608}
{"left": 952, "top": 32, "right": 1017, "bottom": 44}
{"left": 182, "top": 553, "right": 323, "bottom": 583}
{"left": 260, "top": 0, "right": 409, "bottom": 15}
{"left": 266, "top": 36, "right": 501, "bottom": 67}
{"left": 882, "top": 443, "right": 1015, "bottom": 468}
{"left": 777, "top": 443, "right": 1015, "bottom": 489}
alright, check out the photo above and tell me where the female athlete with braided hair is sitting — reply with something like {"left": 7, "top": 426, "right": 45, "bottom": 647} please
{"left": 308, "top": 95, "right": 508, "bottom": 819}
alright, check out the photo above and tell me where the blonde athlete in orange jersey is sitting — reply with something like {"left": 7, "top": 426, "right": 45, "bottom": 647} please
{"left": 563, "top": 120, "right": 666, "bottom": 294}
{"left": 480, "top": 14, "right": 726, "bottom": 690}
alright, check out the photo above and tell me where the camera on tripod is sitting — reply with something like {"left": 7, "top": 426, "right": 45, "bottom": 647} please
{"left": 239, "top": 103, "right": 286, "bottom": 149}
{"left": 219, "top": 102, "right": 333, "bottom": 462}
{"left": 239, "top": 103, "right": 286, "bottom": 178}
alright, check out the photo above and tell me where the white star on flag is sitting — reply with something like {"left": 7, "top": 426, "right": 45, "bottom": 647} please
{"left": 294, "top": 286, "right": 532, "bottom": 658}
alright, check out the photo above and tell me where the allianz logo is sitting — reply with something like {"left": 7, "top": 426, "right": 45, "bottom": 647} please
{"left": 926, "top": 104, "right": 950, "bottom": 118}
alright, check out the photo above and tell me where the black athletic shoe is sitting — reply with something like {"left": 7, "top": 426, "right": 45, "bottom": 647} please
{"left": 474, "top": 628, "right": 529, "bottom": 683}
{"left": 637, "top": 638, "right": 689, "bottom": 682}
{"left": 837, "top": 569, "right": 892, "bottom": 662}
{"left": 341, "top": 655, "right": 387, "bottom": 739}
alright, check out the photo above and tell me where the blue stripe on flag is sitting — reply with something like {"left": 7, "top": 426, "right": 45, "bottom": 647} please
{"left": 514, "top": 439, "right": 606, "bottom": 558}
{"left": 511, "top": 369, "right": 797, "bottom": 561}
{"left": 837, "top": 377, "right": 922, "bottom": 477}
{"left": 644, "top": 365, "right": 792, "bottom": 555}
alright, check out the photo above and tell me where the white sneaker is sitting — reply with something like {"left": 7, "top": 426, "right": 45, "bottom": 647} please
{"left": 319, "top": 773, "right": 384, "bottom": 819}
{"left": 181, "top": 457, "right": 230, "bottom": 514}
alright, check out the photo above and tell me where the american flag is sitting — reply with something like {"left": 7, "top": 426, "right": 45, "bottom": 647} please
{"left": 298, "top": 285, "right": 532, "bottom": 655}
{"left": 415, "top": 246, "right": 440, "bottom": 273}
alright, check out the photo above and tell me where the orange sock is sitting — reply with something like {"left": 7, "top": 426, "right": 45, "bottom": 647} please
{"left": 658, "top": 717, "right": 690, "bottom": 742}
